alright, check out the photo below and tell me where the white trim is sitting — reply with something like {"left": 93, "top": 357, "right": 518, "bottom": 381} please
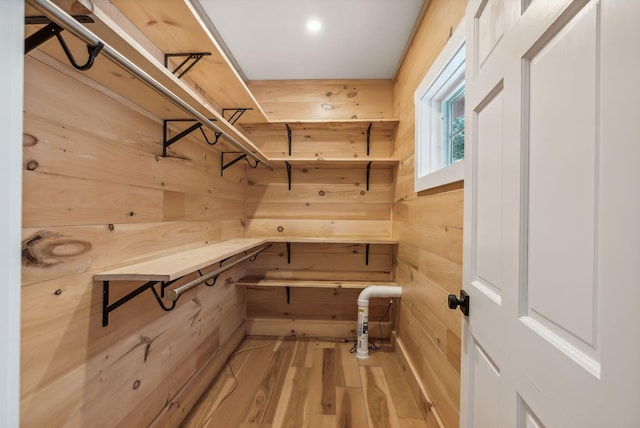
{"left": 414, "top": 19, "right": 466, "bottom": 192}
{"left": 0, "top": 1, "right": 23, "bottom": 426}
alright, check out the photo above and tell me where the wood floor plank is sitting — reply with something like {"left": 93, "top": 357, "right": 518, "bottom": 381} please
{"left": 291, "top": 338, "right": 309, "bottom": 367}
{"left": 309, "top": 415, "right": 337, "bottom": 427}
{"left": 271, "top": 367, "right": 312, "bottom": 428}
{"left": 182, "top": 337, "right": 429, "bottom": 428}
{"left": 243, "top": 339, "right": 296, "bottom": 424}
{"left": 337, "top": 386, "right": 369, "bottom": 428}
{"left": 336, "top": 342, "right": 362, "bottom": 388}
{"left": 183, "top": 339, "right": 276, "bottom": 428}
{"left": 399, "top": 419, "right": 430, "bottom": 428}
{"left": 360, "top": 366, "right": 402, "bottom": 428}
{"left": 321, "top": 348, "right": 337, "bottom": 415}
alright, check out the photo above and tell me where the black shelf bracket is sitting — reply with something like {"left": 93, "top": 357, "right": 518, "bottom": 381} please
{"left": 366, "top": 123, "right": 373, "bottom": 156}
{"left": 221, "top": 151, "right": 259, "bottom": 175}
{"left": 164, "top": 52, "right": 211, "bottom": 79}
{"left": 101, "top": 244, "right": 271, "bottom": 326}
{"left": 285, "top": 161, "right": 292, "bottom": 190}
{"left": 366, "top": 161, "right": 373, "bottom": 191}
{"left": 286, "top": 242, "right": 291, "bottom": 264}
{"left": 102, "top": 279, "right": 178, "bottom": 327}
{"left": 163, "top": 118, "right": 220, "bottom": 156}
{"left": 286, "top": 124, "right": 292, "bottom": 156}
{"left": 25, "top": 16, "right": 103, "bottom": 71}
{"left": 366, "top": 243, "right": 371, "bottom": 266}
{"left": 222, "top": 108, "right": 251, "bottom": 125}
{"left": 286, "top": 286, "right": 291, "bottom": 304}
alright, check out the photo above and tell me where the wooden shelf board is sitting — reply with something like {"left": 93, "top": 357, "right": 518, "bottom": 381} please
{"left": 269, "top": 158, "right": 398, "bottom": 168}
{"left": 266, "top": 118, "right": 400, "bottom": 124}
{"left": 109, "top": 0, "right": 269, "bottom": 124}
{"left": 266, "top": 237, "right": 399, "bottom": 244}
{"left": 28, "top": 0, "right": 271, "bottom": 164}
{"left": 94, "top": 238, "right": 268, "bottom": 282}
{"left": 235, "top": 277, "right": 398, "bottom": 289}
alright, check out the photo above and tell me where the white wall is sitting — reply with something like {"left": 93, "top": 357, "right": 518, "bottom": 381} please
{"left": 0, "top": 1, "right": 23, "bottom": 426}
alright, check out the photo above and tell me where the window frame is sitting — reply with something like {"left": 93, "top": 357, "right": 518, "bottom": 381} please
{"left": 414, "top": 20, "right": 466, "bottom": 192}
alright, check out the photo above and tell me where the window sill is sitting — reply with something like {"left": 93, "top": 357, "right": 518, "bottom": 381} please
{"left": 414, "top": 160, "right": 464, "bottom": 192}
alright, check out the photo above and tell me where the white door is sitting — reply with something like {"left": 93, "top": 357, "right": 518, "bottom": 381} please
{"left": 460, "top": 0, "right": 640, "bottom": 427}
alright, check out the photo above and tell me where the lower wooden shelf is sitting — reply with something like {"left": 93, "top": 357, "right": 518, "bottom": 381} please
{"left": 235, "top": 276, "right": 397, "bottom": 289}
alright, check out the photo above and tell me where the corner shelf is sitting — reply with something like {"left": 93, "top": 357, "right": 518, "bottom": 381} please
{"left": 94, "top": 238, "right": 269, "bottom": 326}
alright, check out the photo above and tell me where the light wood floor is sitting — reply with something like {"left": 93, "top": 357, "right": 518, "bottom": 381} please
{"left": 181, "top": 336, "right": 429, "bottom": 428}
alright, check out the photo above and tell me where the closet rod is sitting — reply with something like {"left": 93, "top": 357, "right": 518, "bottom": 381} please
{"left": 166, "top": 244, "right": 272, "bottom": 301}
{"left": 27, "top": 0, "right": 272, "bottom": 169}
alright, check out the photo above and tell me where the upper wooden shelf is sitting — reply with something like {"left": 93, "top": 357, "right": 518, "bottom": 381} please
{"left": 94, "top": 238, "right": 268, "bottom": 282}
{"left": 26, "top": 0, "right": 271, "bottom": 166}
{"left": 234, "top": 277, "right": 398, "bottom": 289}
{"left": 108, "top": 0, "right": 269, "bottom": 124}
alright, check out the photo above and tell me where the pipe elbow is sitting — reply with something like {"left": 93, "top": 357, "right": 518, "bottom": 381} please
{"left": 357, "top": 285, "right": 401, "bottom": 307}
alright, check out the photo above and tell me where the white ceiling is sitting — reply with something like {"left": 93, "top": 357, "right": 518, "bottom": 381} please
{"left": 195, "top": 0, "right": 425, "bottom": 81}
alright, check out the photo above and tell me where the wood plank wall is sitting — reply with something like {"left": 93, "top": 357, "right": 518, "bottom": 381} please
{"left": 392, "top": 1, "right": 468, "bottom": 428}
{"left": 243, "top": 81, "right": 397, "bottom": 337}
{"left": 21, "top": 52, "right": 248, "bottom": 427}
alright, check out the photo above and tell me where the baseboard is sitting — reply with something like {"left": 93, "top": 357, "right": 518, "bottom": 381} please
{"left": 246, "top": 318, "right": 392, "bottom": 339}
{"left": 394, "top": 332, "right": 446, "bottom": 428}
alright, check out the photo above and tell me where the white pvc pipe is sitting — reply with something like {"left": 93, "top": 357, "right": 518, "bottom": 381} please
{"left": 357, "top": 286, "right": 402, "bottom": 359}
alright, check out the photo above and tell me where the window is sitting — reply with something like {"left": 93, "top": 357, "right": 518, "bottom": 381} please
{"left": 414, "top": 20, "right": 465, "bottom": 192}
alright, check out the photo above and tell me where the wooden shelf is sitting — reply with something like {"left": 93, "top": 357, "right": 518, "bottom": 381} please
{"left": 266, "top": 118, "right": 400, "bottom": 124}
{"left": 266, "top": 237, "right": 398, "bottom": 245}
{"left": 94, "top": 238, "right": 267, "bottom": 282}
{"left": 26, "top": 0, "right": 271, "bottom": 166}
{"left": 108, "top": 0, "right": 269, "bottom": 124}
{"left": 269, "top": 157, "right": 398, "bottom": 168}
{"left": 235, "top": 277, "right": 398, "bottom": 289}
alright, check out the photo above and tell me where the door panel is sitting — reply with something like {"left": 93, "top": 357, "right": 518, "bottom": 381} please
{"left": 475, "top": 87, "right": 504, "bottom": 300}
{"left": 462, "top": 0, "right": 640, "bottom": 426}
{"left": 476, "top": 0, "right": 505, "bottom": 68}
{"left": 524, "top": 0, "right": 598, "bottom": 350}
{"left": 469, "top": 339, "right": 501, "bottom": 428}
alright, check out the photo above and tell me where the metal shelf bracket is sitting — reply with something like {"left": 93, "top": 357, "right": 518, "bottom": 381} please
{"left": 25, "top": 16, "right": 103, "bottom": 71}
{"left": 221, "top": 151, "right": 259, "bottom": 175}
{"left": 101, "top": 244, "right": 270, "bottom": 326}
{"left": 164, "top": 52, "right": 211, "bottom": 79}
{"left": 163, "top": 118, "right": 220, "bottom": 156}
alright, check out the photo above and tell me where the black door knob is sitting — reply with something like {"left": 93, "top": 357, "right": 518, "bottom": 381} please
{"left": 448, "top": 290, "right": 470, "bottom": 316}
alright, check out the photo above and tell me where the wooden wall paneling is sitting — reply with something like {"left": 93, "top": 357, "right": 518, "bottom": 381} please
{"left": 22, "top": 221, "right": 224, "bottom": 285}
{"left": 396, "top": 307, "right": 460, "bottom": 428}
{"left": 242, "top": 121, "right": 395, "bottom": 158}
{"left": 150, "top": 324, "right": 245, "bottom": 427}
{"left": 21, "top": 262, "right": 245, "bottom": 399}
{"left": 21, "top": 259, "right": 247, "bottom": 427}
{"left": 244, "top": 242, "right": 394, "bottom": 282}
{"left": 22, "top": 113, "right": 238, "bottom": 197}
{"left": 246, "top": 219, "right": 392, "bottom": 240}
{"left": 247, "top": 202, "right": 391, "bottom": 221}
{"left": 250, "top": 165, "right": 393, "bottom": 186}
{"left": 245, "top": 287, "right": 391, "bottom": 322}
{"left": 24, "top": 55, "right": 160, "bottom": 154}
{"left": 23, "top": 171, "right": 164, "bottom": 227}
{"left": 22, "top": 23, "right": 248, "bottom": 425}
{"left": 392, "top": 0, "right": 468, "bottom": 426}
{"left": 248, "top": 80, "right": 395, "bottom": 121}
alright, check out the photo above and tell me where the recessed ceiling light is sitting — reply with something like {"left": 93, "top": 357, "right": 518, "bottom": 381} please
{"left": 306, "top": 19, "right": 322, "bottom": 33}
